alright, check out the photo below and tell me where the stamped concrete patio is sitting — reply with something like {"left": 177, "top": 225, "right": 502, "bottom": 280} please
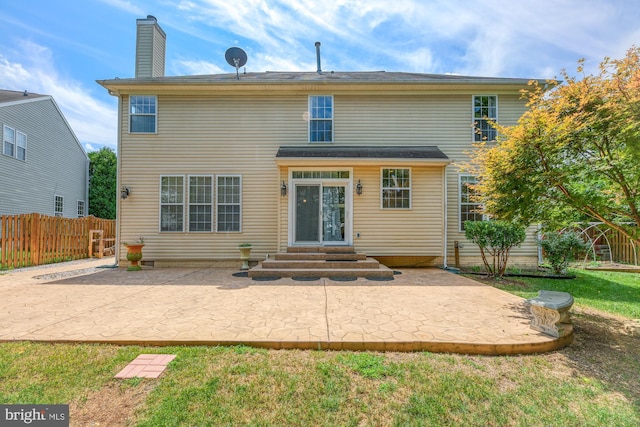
{"left": 0, "top": 257, "right": 572, "bottom": 354}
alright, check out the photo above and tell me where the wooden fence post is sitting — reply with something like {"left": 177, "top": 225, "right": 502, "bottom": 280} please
{"left": 30, "top": 213, "right": 38, "bottom": 266}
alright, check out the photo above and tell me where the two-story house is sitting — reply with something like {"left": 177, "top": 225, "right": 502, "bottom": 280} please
{"left": 98, "top": 16, "right": 541, "bottom": 270}
{"left": 0, "top": 89, "right": 89, "bottom": 217}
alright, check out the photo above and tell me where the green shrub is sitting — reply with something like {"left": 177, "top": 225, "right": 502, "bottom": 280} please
{"left": 464, "top": 221, "right": 526, "bottom": 278}
{"left": 539, "top": 231, "right": 587, "bottom": 274}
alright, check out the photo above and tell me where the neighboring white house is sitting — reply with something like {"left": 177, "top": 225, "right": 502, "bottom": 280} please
{"left": 0, "top": 89, "right": 89, "bottom": 218}
{"left": 98, "top": 17, "right": 544, "bottom": 268}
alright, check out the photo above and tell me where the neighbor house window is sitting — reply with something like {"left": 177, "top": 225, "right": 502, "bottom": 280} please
{"left": 77, "top": 200, "right": 85, "bottom": 218}
{"left": 460, "top": 175, "right": 483, "bottom": 230}
{"left": 3, "top": 125, "right": 15, "bottom": 157}
{"left": 381, "top": 168, "right": 411, "bottom": 209}
{"left": 473, "top": 95, "right": 497, "bottom": 142}
{"left": 216, "top": 175, "right": 241, "bottom": 232}
{"left": 189, "top": 175, "right": 213, "bottom": 232}
{"left": 54, "top": 195, "right": 64, "bottom": 217}
{"left": 309, "top": 95, "right": 333, "bottom": 142}
{"left": 130, "top": 95, "right": 157, "bottom": 133}
{"left": 16, "top": 131, "right": 26, "bottom": 161}
{"left": 160, "top": 176, "right": 184, "bottom": 232}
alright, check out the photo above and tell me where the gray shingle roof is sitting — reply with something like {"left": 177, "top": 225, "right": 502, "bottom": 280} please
{"left": 0, "top": 89, "right": 47, "bottom": 104}
{"left": 98, "top": 71, "right": 541, "bottom": 86}
{"left": 276, "top": 145, "right": 449, "bottom": 160}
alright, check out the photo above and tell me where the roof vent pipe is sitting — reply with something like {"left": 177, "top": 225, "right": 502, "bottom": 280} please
{"left": 315, "top": 41, "right": 322, "bottom": 74}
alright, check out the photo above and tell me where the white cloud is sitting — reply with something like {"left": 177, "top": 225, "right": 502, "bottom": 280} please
{"left": 0, "top": 40, "right": 117, "bottom": 151}
{"left": 162, "top": 0, "right": 640, "bottom": 78}
{"left": 98, "top": 0, "right": 144, "bottom": 15}
{"left": 173, "top": 59, "right": 225, "bottom": 75}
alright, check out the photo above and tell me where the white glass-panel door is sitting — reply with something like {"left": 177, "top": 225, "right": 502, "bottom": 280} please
{"left": 294, "top": 183, "right": 347, "bottom": 245}
{"left": 322, "top": 185, "right": 345, "bottom": 243}
{"left": 295, "top": 184, "right": 321, "bottom": 243}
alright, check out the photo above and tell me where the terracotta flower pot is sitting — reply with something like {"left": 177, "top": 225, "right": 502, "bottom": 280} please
{"left": 125, "top": 243, "right": 145, "bottom": 271}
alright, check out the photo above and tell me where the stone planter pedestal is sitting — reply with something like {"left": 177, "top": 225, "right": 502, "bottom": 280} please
{"left": 528, "top": 290, "right": 574, "bottom": 338}
{"left": 238, "top": 246, "right": 252, "bottom": 270}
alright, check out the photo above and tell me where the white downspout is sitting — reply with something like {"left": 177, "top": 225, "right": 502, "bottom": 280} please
{"left": 114, "top": 93, "right": 122, "bottom": 267}
{"left": 442, "top": 165, "right": 448, "bottom": 269}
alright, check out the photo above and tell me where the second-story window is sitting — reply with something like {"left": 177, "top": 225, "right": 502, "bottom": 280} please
{"left": 3, "top": 125, "right": 15, "bottom": 157}
{"left": 309, "top": 95, "right": 333, "bottom": 142}
{"left": 16, "top": 131, "right": 26, "bottom": 161}
{"left": 473, "top": 95, "right": 497, "bottom": 142}
{"left": 130, "top": 95, "right": 157, "bottom": 133}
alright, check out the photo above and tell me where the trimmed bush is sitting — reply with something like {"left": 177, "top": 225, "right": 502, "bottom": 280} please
{"left": 539, "top": 231, "right": 587, "bottom": 274}
{"left": 464, "top": 221, "right": 526, "bottom": 278}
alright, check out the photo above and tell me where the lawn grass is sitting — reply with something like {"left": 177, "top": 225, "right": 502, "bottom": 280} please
{"left": 487, "top": 269, "right": 640, "bottom": 319}
{"left": 1, "top": 342, "right": 638, "bottom": 426}
{"left": 1, "top": 269, "right": 638, "bottom": 425}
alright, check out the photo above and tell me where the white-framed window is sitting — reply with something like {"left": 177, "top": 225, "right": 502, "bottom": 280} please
{"left": 77, "top": 200, "right": 85, "bottom": 218}
{"left": 460, "top": 175, "right": 484, "bottom": 231}
{"left": 54, "top": 195, "right": 64, "bottom": 217}
{"left": 473, "top": 95, "right": 497, "bottom": 142}
{"left": 3, "top": 125, "right": 15, "bottom": 157}
{"left": 308, "top": 95, "right": 333, "bottom": 142}
{"left": 16, "top": 131, "right": 26, "bottom": 161}
{"left": 216, "top": 175, "right": 242, "bottom": 232}
{"left": 160, "top": 175, "right": 184, "bottom": 232}
{"left": 159, "top": 174, "right": 243, "bottom": 233}
{"left": 130, "top": 95, "right": 157, "bottom": 133}
{"left": 381, "top": 168, "right": 411, "bottom": 209}
{"left": 189, "top": 175, "right": 213, "bottom": 232}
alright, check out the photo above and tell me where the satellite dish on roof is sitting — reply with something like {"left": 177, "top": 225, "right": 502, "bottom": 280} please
{"left": 225, "top": 47, "right": 247, "bottom": 79}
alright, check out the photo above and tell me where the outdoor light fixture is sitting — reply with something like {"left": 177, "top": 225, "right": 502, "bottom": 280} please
{"left": 121, "top": 185, "right": 130, "bottom": 199}
{"left": 355, "top": 180, "right": 363, "bottom": 196}
{"left": 280, "top": 181, "right": 287, "bottom": 197}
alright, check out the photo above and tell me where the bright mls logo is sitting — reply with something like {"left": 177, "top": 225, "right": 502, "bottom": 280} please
{"left": 1, "top": 405, "right": 68, "bottom": 426}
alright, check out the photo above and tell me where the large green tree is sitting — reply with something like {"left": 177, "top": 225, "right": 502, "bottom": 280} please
{"left": 88, "top": 147, "right": 117, "bottom": 219}
{"left": 468, "top": 47, "right": 640, "bottom": 245}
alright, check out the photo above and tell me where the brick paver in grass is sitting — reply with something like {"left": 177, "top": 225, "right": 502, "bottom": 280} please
{"left": 114, "top": 354, "right": 176, "bottom": 379}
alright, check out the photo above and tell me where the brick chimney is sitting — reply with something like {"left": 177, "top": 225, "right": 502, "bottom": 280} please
{"left": 135, "top": 15, "right": 166, "bottom": 78}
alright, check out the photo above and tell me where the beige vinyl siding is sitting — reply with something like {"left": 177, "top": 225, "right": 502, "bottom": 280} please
{"left": 352, "top": 165, "right": 444, "bottom": 256}
{"left": 152, "top": 29, "right": 165, "bottom": 77}
{"left": 135, "top": 21, "right": 165, "bottom": 78}
{"left": 119, "top": 94, "right": 303, "bottom": 261}
{"left": 135, "top": 26, "right": 153, "bottom": 78}
{"left": 118, "top": 89, "right": 537, "bottom": 265}
{"left": 444, "top": 94, "right": 539, "bottom": 266}
{"left": 275, "top": 165, "right": 444, "bottom": 256}
{"left": 335, "top": 95, "right": 470, "bottom": 144}
{"left": 0, "top": 98, "right": 88, "bottom": 217}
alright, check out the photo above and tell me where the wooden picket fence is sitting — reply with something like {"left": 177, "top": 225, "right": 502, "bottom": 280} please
{"left": 0, "top": 213, "right": 115, "bottom": 269}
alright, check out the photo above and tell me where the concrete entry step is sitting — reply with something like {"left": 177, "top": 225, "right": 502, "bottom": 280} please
{"left": 252, "top": 246, "right": 392, "bottom": 279}
{"left": 261, "top": 258, "right": 381, "bottom": 270}
{"left": 248, "top": 264, "right": 394, "bottom": 278}
{"left": 287, "top": 246, "right": 355, "bottom": 254}
{"left": 273, "top": 253, "right": 367, "bottom": 261}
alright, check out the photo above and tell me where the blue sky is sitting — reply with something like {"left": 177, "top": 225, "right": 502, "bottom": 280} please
{"left": 1, "top": 0, "right": 639, "bottom": 152}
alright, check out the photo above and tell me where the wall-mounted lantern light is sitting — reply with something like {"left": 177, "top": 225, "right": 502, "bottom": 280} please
{"left": 121, "top": 185, "right": 130, "bottom": 199}
{"left": 280, "top": 181, "right": 287, "bottom": 197}
{"left": 355, "top": 179, "right": 363, "bottom": 196}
